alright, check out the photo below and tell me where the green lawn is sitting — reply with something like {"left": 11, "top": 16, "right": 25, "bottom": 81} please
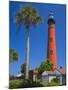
{"left": 42, "top": 82, "right": 61, "bottom": 87}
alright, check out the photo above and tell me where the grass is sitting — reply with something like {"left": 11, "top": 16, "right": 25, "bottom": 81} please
{"left": 42, "top": 81, "right": 61, "bottom": 87}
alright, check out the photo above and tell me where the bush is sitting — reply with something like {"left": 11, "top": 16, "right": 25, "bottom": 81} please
{"left": 9, "top": 79, "right": 61, "bottom": 89}
{"left": 51, "top": 78, "right": 59, "bottom": 83}
{"left": 9, "top": 79, "right": 23, "bottom": 89}
{"left": 19, "top": 80, "right": 44, "bottom": 88}
{"left": 9, "top": 79, "right": 44, "bottom": 89}
{"left": 9, "top": 75, "right": 15, "bottom": 80}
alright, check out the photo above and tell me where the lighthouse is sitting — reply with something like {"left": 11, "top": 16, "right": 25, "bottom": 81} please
{"left": 47, "top": 12, "right": 57, "bottom": 69}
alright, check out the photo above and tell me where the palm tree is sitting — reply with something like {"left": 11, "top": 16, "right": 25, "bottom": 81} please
{"left": 15, "top": 5, "right": 42, "bottom": 80}
{"left": 9, "top": 48, "right": 18, "bottom": 63}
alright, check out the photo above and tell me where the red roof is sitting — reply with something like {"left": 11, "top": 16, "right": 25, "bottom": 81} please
{"left": 56, "top": 68, "right": 66, "bottom": 75}
{"left": 42, "top": 68, "right": 66, "bottom": 75}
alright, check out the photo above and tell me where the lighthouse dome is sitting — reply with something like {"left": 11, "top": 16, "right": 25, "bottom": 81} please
{"left": 48, "top": 11, "right": 55, "bottom": 24}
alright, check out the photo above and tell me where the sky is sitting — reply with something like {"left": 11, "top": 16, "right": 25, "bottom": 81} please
{"left": 9, "top": 1, "right": 66, "bottom": 76}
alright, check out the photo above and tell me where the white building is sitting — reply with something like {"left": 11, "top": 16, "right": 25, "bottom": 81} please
{"left": 39, "top": 68, "right": 66, "bottom": 85}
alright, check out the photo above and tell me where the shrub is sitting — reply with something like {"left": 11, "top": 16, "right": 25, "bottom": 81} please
{"left": 9, "top": 79, "right": 61, "bottom": 89}
{"left": 51, "top": 78, "right": 59, "bottom": 83}
{"left": 9, "top": 79, "right": 44, "bottom": 89}
{"left": 19, "top": 80, "right": 44, "bottom": 88}
{"left": 9, "top": 79, "right": 23, "bottom": 89}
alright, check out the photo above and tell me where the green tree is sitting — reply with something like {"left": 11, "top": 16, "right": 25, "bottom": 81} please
{"left": 21, "top": 63, "right": 26, "bottom": 75}
{"left": 9, "top": 74, "right": 15, "bottom": 80}
{"left": 15, "top": 5, "right": 42, "bottom": 80}
{"left": 9, "top": 49, "right": 18, "bottom": 63}
{"left": 37, "top": 60, "right": 53, "bottom": 74}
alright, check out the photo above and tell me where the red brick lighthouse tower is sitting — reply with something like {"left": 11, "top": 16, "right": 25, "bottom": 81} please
{"left": 47, "top": 12, "right": 57, "bottom": 69}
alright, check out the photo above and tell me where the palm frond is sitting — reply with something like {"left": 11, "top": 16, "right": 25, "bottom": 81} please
{"left": 31, "top": 8, "right": 37, "bottom": 15}
{"left": 32, "top": 16, "right": 42, "bottom": 26}
{"left": 15, "top": 12, "right": 23, "bottom": 24}
{"left": 9, "top": 49, "right": 18, "bottom": 63}
{"left": 21, "top": 5, "right": 32, "bottom": 15}
{"left": 15, "top": 5, "right": 42, "bottom": 29}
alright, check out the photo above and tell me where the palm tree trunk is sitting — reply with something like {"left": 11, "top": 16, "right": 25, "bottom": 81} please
{"left": 25, "top": 28, "right": 29, "bottom": 80}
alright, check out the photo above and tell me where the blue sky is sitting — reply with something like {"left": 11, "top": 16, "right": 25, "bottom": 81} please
{"left": 9, "top": 1, "right": 66, "bottom": 76}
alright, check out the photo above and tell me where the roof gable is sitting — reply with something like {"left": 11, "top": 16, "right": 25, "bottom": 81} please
{"left": 41, "top": 68, "right": 66, "bottom": 76}
{"left": 42, "top": 71, "right": 48, "bottom": 76}
{"left": 53, "top": 70, "right": 62, "bottom": 75}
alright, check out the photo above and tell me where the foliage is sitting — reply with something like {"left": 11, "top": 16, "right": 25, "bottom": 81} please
{"left": 9, "top": 78, "right": 61, "bottom": 89}
{"left": 9, "top": 48, "right": 18, "bottom": 63}
{"left": 43, "top": 82, "right": 61, "bottom": 87}
{"left": 51, "top": 77, "right": 59, "bottom": 83}
{"left": 21, "top": 63, "right": 26, "bottom": 74}
{"left": 37, "top": 60, "right": 53, "bottom": 74}
{"left": 20, "top": 80, "right": 44, "bottom": 88}
{"left": 9, "top": 79, "right": 44, "bottom": 89}
{"left": 15, "top": 5, "right": 42, "bottom": 30}
{"left": 9, "top": 79, "right": 23, "bottom": 89}
{"left": 9, "top": 75, "right": 16, "bottom": 80}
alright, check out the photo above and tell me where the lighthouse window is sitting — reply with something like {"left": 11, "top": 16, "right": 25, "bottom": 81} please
{"left": 49, "top": 37, "right": 53, "bottom": 42}
{"left": 50, "top": 50, "right": 53, "bottom": 55}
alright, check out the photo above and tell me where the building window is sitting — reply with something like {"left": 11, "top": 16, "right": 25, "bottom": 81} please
{"left": 49, "top": 37, "right": 53, "bottom": 42}
{"left": 50, "top": 50, "right": 53, "bottom": 55}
